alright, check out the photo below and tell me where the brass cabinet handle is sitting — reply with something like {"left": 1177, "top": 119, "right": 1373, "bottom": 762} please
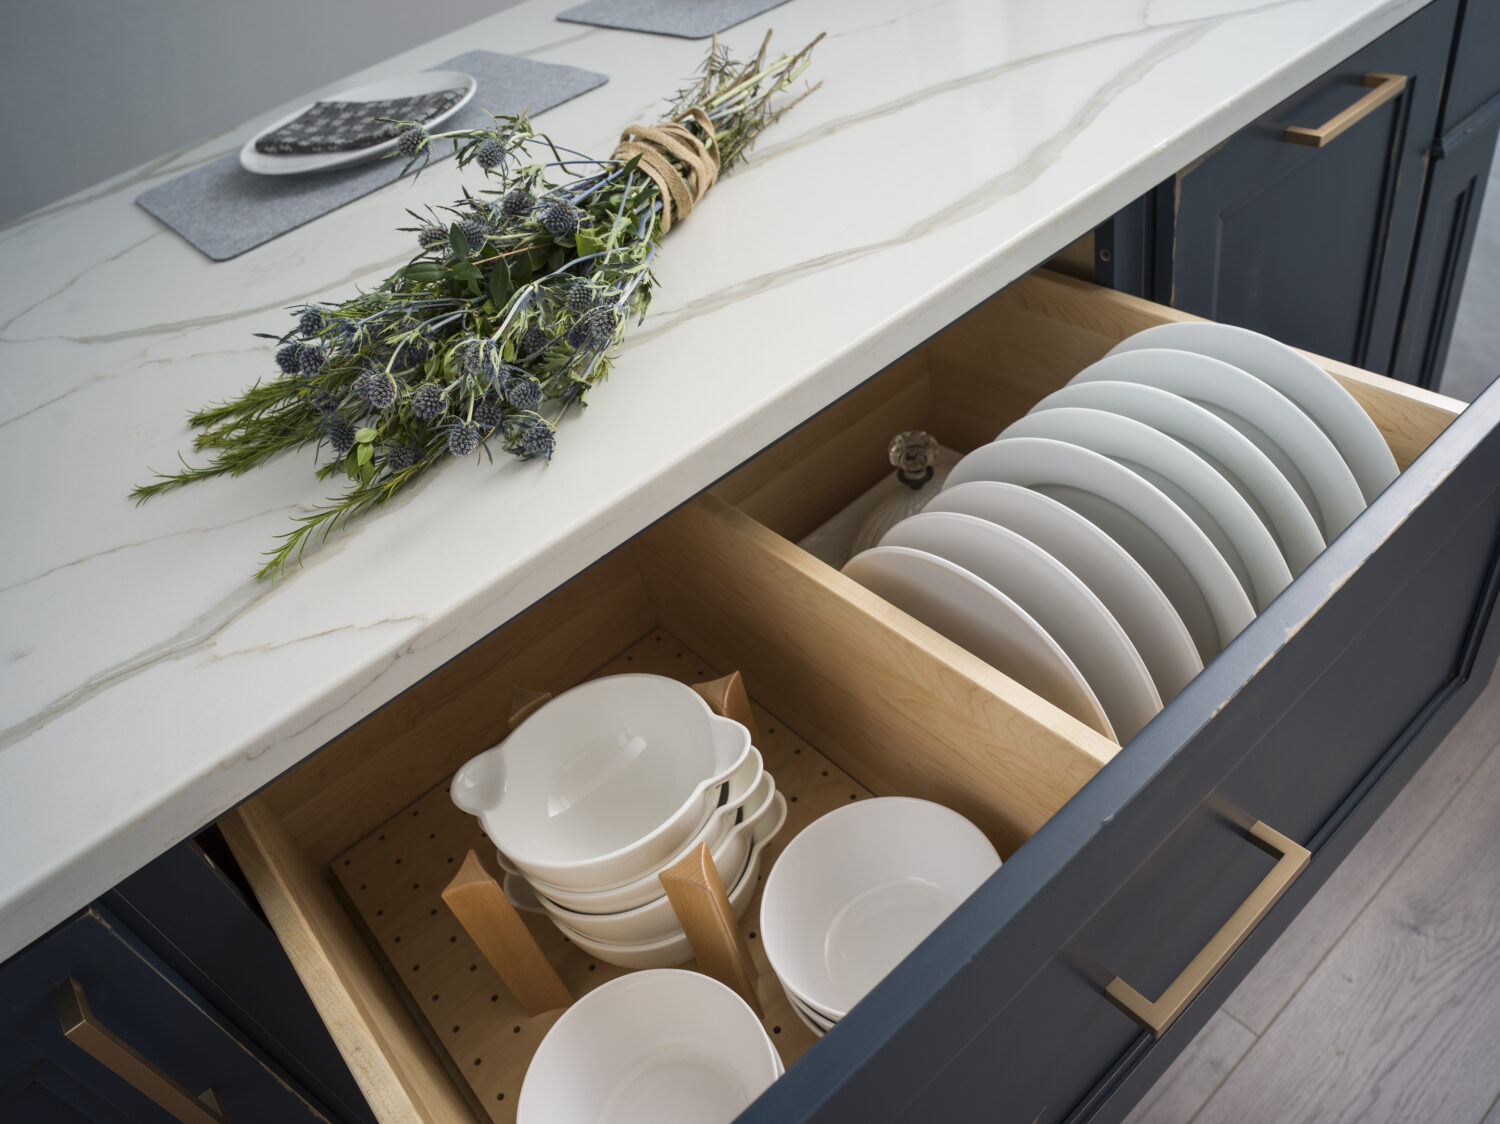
{"left": 1282, "top": 72, "right": 1408, "bottom": 147}
{"left": 54, "top": 976, "right": 230, "bottom": 1124}
{"left": 1103, "top": 820, "right": 1310, "bottom": 1036}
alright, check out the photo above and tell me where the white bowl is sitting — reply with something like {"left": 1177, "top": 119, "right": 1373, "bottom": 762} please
{"left": 507, "top": 794, "right": 786, "bottom": 970}
{"left": 506, "top": 747, "right": 768, "bottom": 914}
{"left": 451, "top": 674, "right": 752, "bottom": 891}
{"left": 786, "top": 989, "right": 835, "bottom": 1036}
{"left": 529, "top": 773, "right": 782, "bottom": 944}
{"left": 519, "top": 969, "right": 782, "bottom": 1124}
{"left": 761, "top": 798, "right": 1000, "bottom": 1020}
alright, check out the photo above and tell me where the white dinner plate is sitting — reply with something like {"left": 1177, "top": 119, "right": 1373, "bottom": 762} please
{"left": 1108, "top": 321, "right": 1399, "bottom": 502}
{"left": 843, "top": 546, "right": 1114, "bottom": 738}
{"left": 1027, "top": 380, "right": 1325, "bottom": 576}
{"left": 1068, "top": 349, "right": 1367, "bottom": 541}
{"left": 881, "top": 512, "right": 1161, "bottom": 741}
{"left": 239, "top": 70, "right": 478, "bottom": 176}
{"left": 924, "top": 481, "right": 1203, "bottom": 703}
{"left": 943, "top": 437, "right": 1254, "bottom": 661}
{"left": 996, "top": 408, "right": 1292, "bottom": 611}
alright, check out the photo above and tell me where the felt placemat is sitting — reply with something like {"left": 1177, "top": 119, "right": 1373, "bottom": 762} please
{"left": 557, "top": 0, "right": 793, "bottom": 40}
{"left": 137, "top": 51, "right": 608, "bottom": 261}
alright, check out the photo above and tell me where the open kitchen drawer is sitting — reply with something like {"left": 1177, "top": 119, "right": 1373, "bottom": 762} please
{"left": 219, "top": 271, "right": 1500, "bottom": 1123}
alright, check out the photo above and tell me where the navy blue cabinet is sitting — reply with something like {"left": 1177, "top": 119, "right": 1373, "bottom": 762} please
{"left": 0, "top": 907, "right": 334, "bottom": 1122}
{"left": 1099, "top": 0, "right": 1500, "bottom": 387}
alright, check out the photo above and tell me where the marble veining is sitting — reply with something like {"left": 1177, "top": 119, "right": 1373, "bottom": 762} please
{"left": 0, "top": 0, "right": 1428, "bottom": 958}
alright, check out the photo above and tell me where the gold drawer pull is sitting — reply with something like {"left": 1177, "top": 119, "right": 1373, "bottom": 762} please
{"left": 1282, "top": 72, "right": 1408, "bottom": 147}
{"left": 1104, "top": 820, "right": 1310, "bottom": 1036}
{"left": 54, "top": 976, "right": 230, "bottom": 1124}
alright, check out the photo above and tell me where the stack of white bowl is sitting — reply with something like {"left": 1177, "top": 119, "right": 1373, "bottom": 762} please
{"left": 841, "top": 322, "right": 1400, "bottom": 744}
{"left": 759, "top": 797, "right": 1000, "bottom": 1036}
{"left": 519, "top": 969, "right": 783, "bottom": 1124}
{"left": 451, "top": 673, "right": 787, "bottom": 969}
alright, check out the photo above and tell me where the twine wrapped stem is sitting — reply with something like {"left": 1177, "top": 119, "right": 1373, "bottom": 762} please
{"left": 612, "top": 106, "right": 720, "bottom": 232}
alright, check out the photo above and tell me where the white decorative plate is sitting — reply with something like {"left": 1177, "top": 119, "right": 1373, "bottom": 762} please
{"left": 1068, "top": 348, "right": 1367, "bottom": 541}
{"left": 924, "top": 481, "right": 1203, "bottom": 703}
{"left": 1027, "top": 380, "right": 1325, "bottom": 576}
{"left": 943, "top": 437, "right": 1254, "bottom": 661}
{"left": 239, "top": 70, "right": 478, "bottom": 176}
{"left": 996, "top": 407, "right": 1292, "bottom": 611}
{"left": 1108, "top": 321, "right": 1398, "bottom": 502}
{"left": 842, "top": 545, "right": 1114, "bottom": 738}
{"left": 881, "top": 511, "right": 1161, "bottom": 741}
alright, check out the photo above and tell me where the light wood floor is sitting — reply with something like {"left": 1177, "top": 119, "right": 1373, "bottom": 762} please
{"left": 1124, "top": 662, "right": 1500, "bottom": 1123}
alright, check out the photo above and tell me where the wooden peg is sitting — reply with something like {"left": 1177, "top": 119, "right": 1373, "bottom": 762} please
{"left": 442, "top": 850, "right": 571, "bottom": 1016}
{"left": 659, "top": 841, "right": 762, "bottom": 1015}
{"left": 692, "top": 670, "right": 760, "bottom": 744}
{"left": 508, "top": 686, "right": 552, "bottom": 731}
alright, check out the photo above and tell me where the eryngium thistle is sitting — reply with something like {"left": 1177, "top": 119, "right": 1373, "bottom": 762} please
{"left": 461, "top": 338, "right": 497, "bottom": 380}
{"left": 539, "top": 199, "right": 578, "bottom": 237}
{"left": 312, "top": 390, "right": 339, "bottom": 414}
{"left": 473, "top": 395, "right": 504, "bottom": 431}
{"left": 519, "top": 324, "right": 550, "bottom": 357}
{"left": 396, "top": 125, "right": 429, "bottom": 159}
{"left": 276, "top": 343, "right": 300, "bottom": 374}
{"left": 455, "top": 218, "right": 486, "bottom": 252}
{"left": 504, "top": 373, "right": 542, "bottom": 412}
{"left": 476, "top": 138, "right": 505, "bottom": 170}
{"left": 360, "top": 370, "right": 397, "bottom": 410}
{"left": 410, "top": 383, "right": 445, "bottom": 420}
{"left": 325, "top": 415, "right": 357, "bottom": 456}
{"left": 499, "top": 187, "right": 532, "bottom": 218}
{"left": 417, "top": 225, "right": 449, "bottom": 253}
{"left": 383, "top": 443, "right": 419, "bottom": 472}
{"left": 447, "top": 421, "right": 481, "bottom": 457}
{"left": 565, "top": 280, "right": 594, "bottom": 316}
{"left": 297, "top": 306, "right": 324, "bottom": 336}
{"left": 566, "top": 306, "right": 619, "bottom": 350}
{"left": 297, "top": 344, "right": 325, "bottom": 377}
{"left": 519, "top": 420, "right": 556, "bottom": 461}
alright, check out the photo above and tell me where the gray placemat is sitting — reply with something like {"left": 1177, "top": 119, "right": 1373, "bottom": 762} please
{"left": 137, "top": 51, "right": 608, "bottom": 261}
{"left": 557, "top": 0, "right": 792, "bottom": 39}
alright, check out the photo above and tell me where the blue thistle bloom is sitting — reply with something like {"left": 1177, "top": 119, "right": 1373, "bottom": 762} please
{"left": 298, "top": 306, "right": 324, "bottom": 337}
{"left": 297, "top": 344, "right": 325, "bottom": 377}
{"left": 476, "top": 138, "right": 505, "bottom": 170}
{"left": 499, "top": 187, "right": 532, "bottom": 218}
{"left": 519, "top": 324, "right": 550, "bottom": 357}
{"left": 565, "top": 280, "right": 594, "bottom": 316}
{"left": 473, "top": 395, "right": 504, "bottom": 431}
{"left": 518, "top": 420, "right": 555, "bottom": 461}
{"left": 276, "top": 343, "right": 301, "bottom": 374}
{"left": 417, "top": 225, "right": 448, "bottom": 253}
{"left": 361, "top": 369, "right": 397, "bottom": 410}
{"left": 455, "top": 218, "right": 486, "bottom": 252}
{"left": 383, "top": 443, "right": 419, "bottom": 472}
{"left": 585, "top": 306, "right": 619, "bottom": 348}
{"left": 540, "top": 199, "right": 578, "bottom": 238}
{"left": 504, "top": 373, "right": 542, "bottom": 412}
{"left": 411, "top": 383, "right": 445, "bottom": 420}
{"left": 461, "top": 338, "right": 496, "bottom": 380}
{"left": 325, "top": 415, "right": 357, "bottom": 456}
{"left": 396, "top": 125, "right": 429, "bottom": 159}
{"left": 447, "top": 421, "right": 480, "bottom": 457}
{"left": 312, "top": 390, "right": 339, "bottom": 414}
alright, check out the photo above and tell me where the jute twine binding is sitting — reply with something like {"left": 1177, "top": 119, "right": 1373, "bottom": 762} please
{"left": 611, "top": 106, "right": 720, "bottom": 233}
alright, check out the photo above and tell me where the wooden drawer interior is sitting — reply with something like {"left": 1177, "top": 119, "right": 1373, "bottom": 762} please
{"left": 219, "top": 271, "right": 1466, "bottom": 1123}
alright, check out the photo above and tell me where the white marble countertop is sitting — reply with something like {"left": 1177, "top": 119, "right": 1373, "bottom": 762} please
{"left": 0, "top": 0, "right": 1427, "bottom": 960}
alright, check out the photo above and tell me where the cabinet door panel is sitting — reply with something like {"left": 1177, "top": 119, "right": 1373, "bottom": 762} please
{"left": 1170, "top": 0, "right": 1456, "bottom": 376}
{"left": 738, "top": 379, "right": 1500, "bottom": 1123}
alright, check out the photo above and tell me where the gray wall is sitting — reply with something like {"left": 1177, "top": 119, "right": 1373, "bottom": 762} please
{"left": 0, "top": 0, "right": 509, "bottom": 224}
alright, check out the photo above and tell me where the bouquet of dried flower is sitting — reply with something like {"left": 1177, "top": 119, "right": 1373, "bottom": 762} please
{"left": 135, "top": 33, "right": 821, "bottom": 580}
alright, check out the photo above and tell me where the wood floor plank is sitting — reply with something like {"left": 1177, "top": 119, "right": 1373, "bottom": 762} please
{"left": 1222, "top": 663, "right": 1500, "bottom": 1033}
{"left": 1120, "top": 1012, "right": 1257, "bottom": 1124}
{"left": 1194, "top": 734, "right": 1500, "bottom": 1124}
